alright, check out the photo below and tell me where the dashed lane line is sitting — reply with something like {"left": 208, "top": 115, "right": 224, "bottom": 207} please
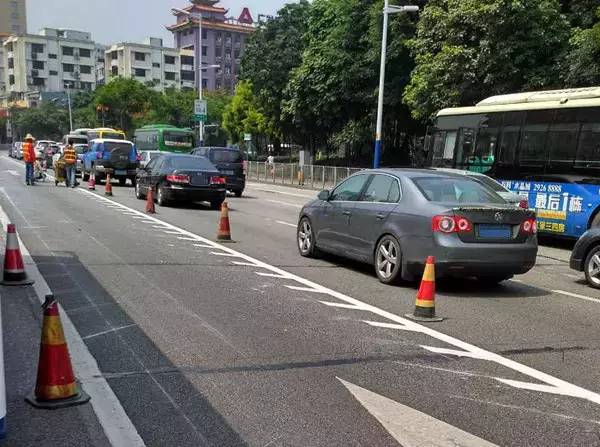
{"left": 265, "top": 199, "right": 303, "bottom": 208}
{"left": 275, "top": 220, "right": 297, "bottom": 228}
{"left": 74, "top": 185, "right": 600, "bottom": 407}
{"left": 553, "top": 289, "right": 599, "bottom": 303}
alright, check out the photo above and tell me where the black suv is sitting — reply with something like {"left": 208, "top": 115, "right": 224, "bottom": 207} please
{"left": 191, "top": 147, "right": 245, "bottom": 197}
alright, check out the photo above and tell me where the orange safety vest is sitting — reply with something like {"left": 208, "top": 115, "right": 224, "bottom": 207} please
{"left": 63, "top": 146, "right": 77, "bottom": 165}
{"left": 22, "top": 142, "right": 35, "bottom": 163}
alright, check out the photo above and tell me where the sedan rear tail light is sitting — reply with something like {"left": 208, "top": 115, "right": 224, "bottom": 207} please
{"left": 166, "top": 174, "right": 190, "bottom": 184}
{"left": 518, "top": 199, "right": 529, "bottom": 209}
{"left": 210, "top": 176, "right": 226, "bottom": 185}
{"left": 520, "top": 218, "right": 537, "bottom": 235}
{"left": 432, "top": 215, "right": 472, "bottom": 233}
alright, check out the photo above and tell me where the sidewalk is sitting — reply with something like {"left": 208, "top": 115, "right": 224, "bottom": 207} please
{"left": 1, "top": 284, "right": 110, "bottom": 446}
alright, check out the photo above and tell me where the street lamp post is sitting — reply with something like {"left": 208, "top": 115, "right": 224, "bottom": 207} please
{"left": 373, "top": 2, "right": 419, "bottom": 169}
{"left": 65, "top": 82, "right": 73, "bottom": 132}
{"left": 172, "top": 7, "right": 220, "bottom": 145}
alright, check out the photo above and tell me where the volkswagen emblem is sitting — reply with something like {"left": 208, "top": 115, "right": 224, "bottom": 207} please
{"left": 494, "top": 212, "right": 504, "bottom": 222}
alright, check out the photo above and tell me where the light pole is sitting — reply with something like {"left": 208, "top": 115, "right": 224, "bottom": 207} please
{"left": 373, "top": 2, "right": 419, "bottom": 169}
{"left": 65, "top": 82, "right": 73, "bottom": 132}
{"left": 172, "top": 7, "right": 219, "bottom": 145}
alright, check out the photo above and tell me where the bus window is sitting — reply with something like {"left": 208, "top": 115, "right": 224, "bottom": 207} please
{"left": 498, "top": 126, "right": 520, "bottom": 165}
{"left": 430, "top": 130, "right": 456, "bottom": 167}
{"left": 576, "top": 123, "right": 600, "bottom": 168}
{"left": 519, "top": 125, "right": 548, "bottom": 167}
{"left": 471, "top": 128, "right": 498, "bottom": 173}
{"left": 547, "top": 123, "right": 578, "bottom": 167}
{"left": 455, "top": 128, "right": 475, "bottom": 170}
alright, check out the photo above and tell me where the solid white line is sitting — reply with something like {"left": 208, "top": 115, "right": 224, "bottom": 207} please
{"left": 163, "top": 230, "right": 184, "bottom": 235}
{"left": 255, "top": 272, "right": 291, "bottom": 279}
{"left": 284, "top": 285, "right": 327, "bottom": 293}
{"left": 275, "top": 220, "right": 297, "bottom": 228}
{"left": 319, "top": 301, "right": 365, "bottom": 310}
{"left": 177, "top": 237, "right": 199, "bottom": 241}
{"left": 74, "top": 186, "right": 600, "bottom": 407}
{"left": 247, "top": 184, "right": 315, "bottom": 199}
{"left": 211, "top": 252, "right": 239, "bottom": 257}
{"left": 193, "top": 243, "right": 213, "bottom": 248}
{"left": 82, "top": 324, "right": 137, "bottom": 340}
{"left": 0, "top": 203, "right": 145, "bottom": 447}
{"left": 265, "top": 199, "right": 302, "bottom": 209}
{"left": 231, "top": 261, "right": 258, "bottom": 267}
{"left": 552, "top": 290, "right": 599, "bottom": 303}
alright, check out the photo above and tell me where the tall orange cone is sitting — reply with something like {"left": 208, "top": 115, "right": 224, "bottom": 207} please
{"left": 26, "top": 295, "right": 90, "bottom": 409}
{"left": 405, "top": 256, "right": 443, "bottom": 322}
{"left": 217, "top": 201, "right": 233, "bottom": 242}
{"left": 1, "top": 223, "right": 34, "bottom": 286}
{"left": 87, "top": 172, "right": 95, "bottom": 191}
{"left": 104, "top": 173, "right": 113, "bottom": 196}
{"left": 146, "top": 186, "right": 156, "bottom": 214}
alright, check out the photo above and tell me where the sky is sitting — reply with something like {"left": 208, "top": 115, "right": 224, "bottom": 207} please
{"left": 27, "top": 0, "right": 290, "bottom": 46}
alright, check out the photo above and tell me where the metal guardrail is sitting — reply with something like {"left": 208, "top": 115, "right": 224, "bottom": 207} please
{"left": 246, "top": 161, "right": 364, "bottom": 190}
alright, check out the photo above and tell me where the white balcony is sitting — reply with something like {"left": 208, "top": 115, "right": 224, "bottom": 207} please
{"left": 181, "top": 64, "right": 194, "bottom": 71}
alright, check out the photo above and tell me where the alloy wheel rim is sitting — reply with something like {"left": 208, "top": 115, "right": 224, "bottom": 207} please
{"left": 298, "top": 220, "right": 312, "bottom": 253}
{"left": 377, "top": 240, "right": 398, "bottom": 279}
{"left": 588, "top": 253, "right": 600, "bottom": 285}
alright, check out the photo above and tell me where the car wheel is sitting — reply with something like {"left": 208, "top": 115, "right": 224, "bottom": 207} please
{"left": 584, "top": 246, "right": 600, "bottom": 289}
{"left": 234, "top": 189, "right": 243, "bottom": 198}
{"left": 374, "top": 235, "right": 402, "bottom": 285}
{"left": 118, "top": 177, "right": 126, "bottom": 186}
{"left": 210, "top": 199, "right": 224, "bottom": 210}
{"left": 135, "top": 182, "right": 145, "bottom": 200}
{"left": 476, "top": 275, "right": 512, "bottom": 285}
{"left": 157, "top": 186, "right": 169, "bottom": 206}
{"left": 297, "top": 217, "right": 319, "bottom": 258}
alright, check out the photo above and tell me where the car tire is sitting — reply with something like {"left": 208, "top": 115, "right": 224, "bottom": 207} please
{"left": 584, "top": 245, "right": 600, "bottom": 289}
{"left": 297, "top": 217, "right": 320, "bottom": 258}
{"left": 118, "top": 177, "right": 126, "bottom": 187}
{"left": 374, "top": 235, "right": 403, "bottom": 285}
{"left": 234, "top": 189, "right": 243, "bottom": 198}
{"left": 210, "top": 199, "right": 224, "bottom": 210}
{"left": 157, "top": 186, "right": 169, "bottom": 206}
{"left": 476, "top": 275, "right": 512, "bottom": 285}
{"left": 135, "top": 182, "right": 145, "bottom": 200}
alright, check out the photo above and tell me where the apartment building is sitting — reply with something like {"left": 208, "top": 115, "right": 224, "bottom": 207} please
{"left": 0, "top": 0, "right": 27, "bottom": 38}
{"left": 1, "top": 28, "right": 106, "bottom": 101}
{"left": 168, "top": 0, "right": 255, "bottom": 92}
{"left": 104, "top": 37, "right": 184, "bottom": 91}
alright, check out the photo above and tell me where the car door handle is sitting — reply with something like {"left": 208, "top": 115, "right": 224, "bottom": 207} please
{"left": 376, "top": 213, "right": 385, "bottom": 220}
{"left": 342, "top": 211, "right": 352, "bottom": 216}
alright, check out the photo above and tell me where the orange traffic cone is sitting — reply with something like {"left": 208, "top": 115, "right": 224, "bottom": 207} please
{"left": 146, "top": 187, "right": 156, "bottom": 214}
{"left": 26, "top": 295, "right": 90, "bottom": 409}
{"left": 87, "top": 172, "right": 95, "bottom": 191}
{"left": 104, "top": 174, "right": 113, "bottom": 196}
{"left": 1, "top": 223, "right": 34, "bottom": 286}
{"left": 405, "top": 256, "right": 443, "bottom": 322}
{"left": 217, "top": 202, "right": 233, "bottom": 242}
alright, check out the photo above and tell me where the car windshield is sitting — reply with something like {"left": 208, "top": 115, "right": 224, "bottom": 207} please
{"left": 209, "top": 149, "right": 242, "bottom": 163}
{"left": 413, "top": 176, "right": 506, "bottom": 204}
{"left": 166, "top": 156, "right": 215, "bottom": 170}
{"left": 164, "top": 132, "right": 194, "bottom": 148}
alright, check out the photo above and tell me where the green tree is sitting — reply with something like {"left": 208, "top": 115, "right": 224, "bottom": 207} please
{"left": 222, "top": 81, "right": 271, "bottom": 144}
{"left": 10, "top": 103, "right": 69, "bottom": 140}
{"left": 242, "top": 0, "right": 311, "bottom": 140}
{"left": 404, "top": 0, "right": 570, "bottom": 120}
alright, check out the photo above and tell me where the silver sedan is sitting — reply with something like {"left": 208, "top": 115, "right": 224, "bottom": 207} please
{"left": 297, "top": 169, "right": 538, "bottom": 285}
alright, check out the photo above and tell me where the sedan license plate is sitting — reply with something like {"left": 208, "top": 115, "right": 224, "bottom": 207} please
{"left": 115, "top": 169, "right": 126, "bottom": 176}
{"left": 221, "top": 170, "right": 235, "bottom": 175}
{"left": 478, "top": 224, "right": 511, "bottom": 239}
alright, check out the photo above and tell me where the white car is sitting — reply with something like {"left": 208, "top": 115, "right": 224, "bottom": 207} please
{"left": 432, "top": 168, "right": 528, "bottom": 208}
{"left": 138, "top": 150, "right": 162, "bottom": 168}
{"left": 34, "top": 140, "right": 55, "bottom": 159}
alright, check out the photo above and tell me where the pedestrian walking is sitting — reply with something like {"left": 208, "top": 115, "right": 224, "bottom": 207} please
{"left": 22, "top": 134, "right": 36, "bottom": 186}
{"left": 62, "top": 143, "right": 78, "bottom": 188}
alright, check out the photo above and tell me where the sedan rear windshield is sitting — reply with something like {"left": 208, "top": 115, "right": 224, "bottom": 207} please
{"left": 413, "top": 177, "right": 505, "bottom": 204}
{"left": 209, "top": 149, "right": 242, "bottom": 163}
{"left": 166, "top": 156, "right": 215, "bottom": 170}
{"left": 470, "top": 175, "right": 506, "bottom": 193}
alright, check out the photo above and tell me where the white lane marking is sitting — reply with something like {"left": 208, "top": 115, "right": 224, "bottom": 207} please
{"left": 364, "top": 321, "right": 419, "bottom": 332}
{"left": 211, "top": 252, "right": 239, "bottom": 257}
{"left": 265, "top": 199, "right": 302, "bottom": 209}
{"left": 0, "top": 203, "right": 145, "bottom": 447}
{"left": 275, "top": 220, "right": 297, "bottom": 228}
{"left": 177, "top": 236, "right": 199, "bottom": 241}
{"left": 163, "top": 230, "right": 184, "bottom": 235}
{"left": 285, "top": 285, "right": 328, "bottom": 293}
{"left": 82, "top": 324, "right": 137, "bottom": 340}
{"left": 131, "top": 216, "right": 147, "bottom": 220}
{"left": 255, "top": 272, "right": 292, "bottom": 279}
{"left": 553, "top": 290, "right": 599, "bottom": 303}
{"left": 193, "top": 243, "right": 213, "bottom": 248}
{"left": 247, "top": 184, "right": 315, "bottom": 199}
{"left": 339, "top": 378, "right": 498, "bottom": 447}
{"left": 75, "top": 187, "right": 600, "bottom": 406}
{"left": 319, "top": 301, "right": 366, "bottom": 310}
{"left": 6, "top": 170, "right": 19, "bottom": 177}
{"left": 231, "top": 261, "right": 258, "bottom": 267}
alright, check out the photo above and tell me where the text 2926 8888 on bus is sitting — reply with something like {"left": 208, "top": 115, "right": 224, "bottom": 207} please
{"left": 425, "top": 87, "right": 600, "bottom": 239}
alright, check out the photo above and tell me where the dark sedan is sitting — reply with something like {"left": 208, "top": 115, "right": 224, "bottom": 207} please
{"left": 135, "top": 154, "right": 226, "bottom": 209}
{"left": 570, "top": 228, "right": 600, "bottom": 288}
{"left": 297, "top": 169, "right": 538, "bottom": 285}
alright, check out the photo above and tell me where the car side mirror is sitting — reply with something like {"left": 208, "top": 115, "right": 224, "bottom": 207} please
{"left": 318, "top": 190, "right": 330, "bottom": 201}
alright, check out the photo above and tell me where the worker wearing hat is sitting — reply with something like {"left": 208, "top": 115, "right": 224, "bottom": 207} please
{"left": 23, "top": 134, "right": 36, "bottom": 186}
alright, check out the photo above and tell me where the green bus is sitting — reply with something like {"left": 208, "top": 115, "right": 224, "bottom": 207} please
{"left": 134, "top": 125, "right": 195, "bottom": 153}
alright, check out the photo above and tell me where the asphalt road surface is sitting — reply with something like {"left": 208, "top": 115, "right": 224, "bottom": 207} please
{"left": 1, "top": 151, "right": 600, "bottom": 447}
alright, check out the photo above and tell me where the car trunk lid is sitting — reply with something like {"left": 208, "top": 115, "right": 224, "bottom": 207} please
{"left": 449, "top": 206, "right": 535, "bottom": 243}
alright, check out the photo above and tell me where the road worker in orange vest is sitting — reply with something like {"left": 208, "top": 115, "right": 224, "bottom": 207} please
{"left": 22, "top": 134, "right": 36, "bottom": 186}
{"left": 62, "top": 143, "right": 78, "bottom": 188}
